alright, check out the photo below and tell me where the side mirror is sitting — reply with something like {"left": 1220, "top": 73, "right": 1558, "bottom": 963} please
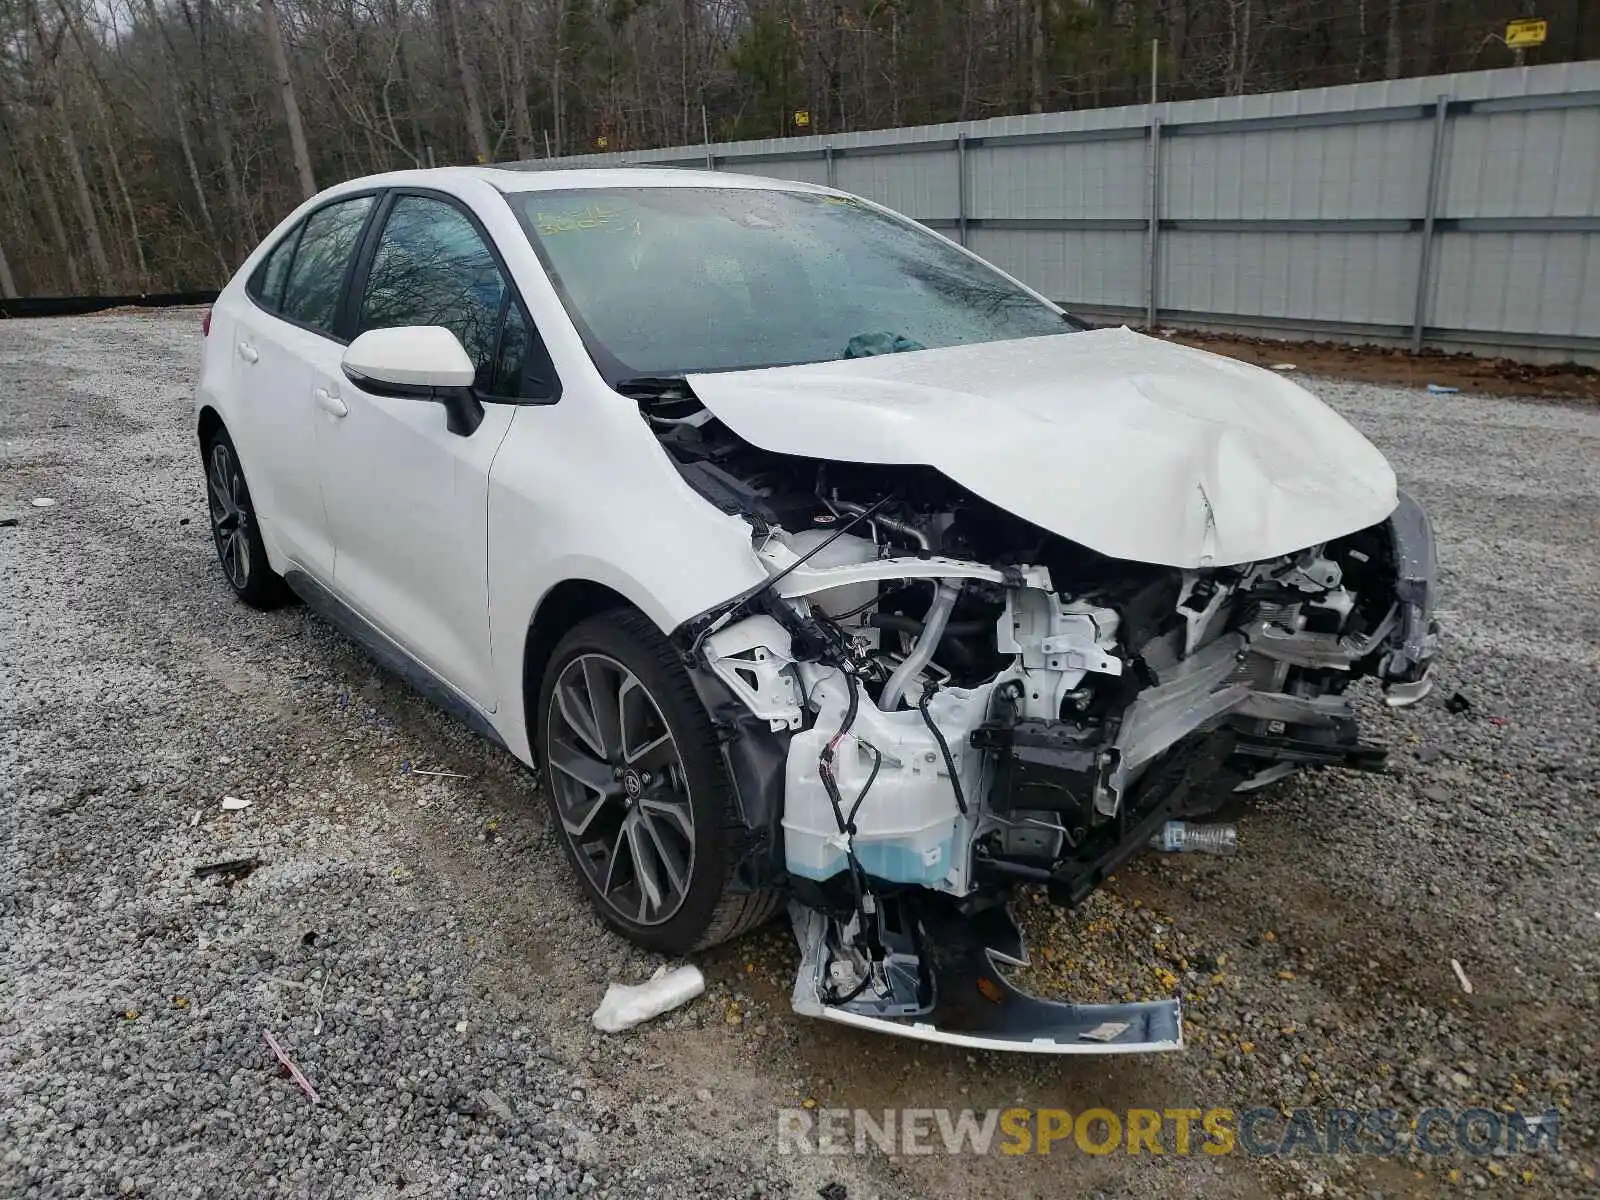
{"left": 342, "top": 326, "right": 484, "bottom": 436}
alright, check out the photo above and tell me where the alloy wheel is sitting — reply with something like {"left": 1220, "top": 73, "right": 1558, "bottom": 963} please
{"left": 206, "top": 442, "right": 251, "bottom": 589}
{"left": 545, "top": 653, "right": 696, "bottom": 926}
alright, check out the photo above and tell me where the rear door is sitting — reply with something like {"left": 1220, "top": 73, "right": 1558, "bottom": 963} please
{"left": 308, "top": 190, "right": 555, "bottom": 711}
{"left": 230, "top": 194, "right": 377, "bottom": 581}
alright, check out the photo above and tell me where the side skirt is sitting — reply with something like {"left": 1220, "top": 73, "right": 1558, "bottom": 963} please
{"left": 282, "top": 569, "right": 506, "bottom": 750}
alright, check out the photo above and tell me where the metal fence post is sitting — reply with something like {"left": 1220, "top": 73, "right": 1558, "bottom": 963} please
{"left": 956, "top": 132, "right": 969, "bottom": 246}
{"left": 1145, "top": 117, "right": 1163, "bottom": 330}
{"left": 824, "top": 146, "right": 836, "bottom": 189}
{"left": 1411, "top": 94, "right": 1450, "bottom": 353}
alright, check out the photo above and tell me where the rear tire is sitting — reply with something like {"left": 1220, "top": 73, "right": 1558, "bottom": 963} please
{"left": 202, "top": 426, "right": 290, "bottom": 610}
{"left": 536, "top": 609, "right": 782, "bottom": 953}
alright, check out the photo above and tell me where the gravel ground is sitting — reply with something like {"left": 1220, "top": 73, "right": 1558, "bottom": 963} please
{"left": 1, "top": 311, "right": 1596, "bottom": 1200}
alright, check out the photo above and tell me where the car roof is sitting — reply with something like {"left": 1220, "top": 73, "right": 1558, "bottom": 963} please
{"left": 327, "top": 165, "right": 831, "bottom": 197}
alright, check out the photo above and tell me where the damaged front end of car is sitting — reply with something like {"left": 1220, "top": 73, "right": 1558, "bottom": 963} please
{"left": 645, "top": 365, "right": 1439, "bottom": 1054}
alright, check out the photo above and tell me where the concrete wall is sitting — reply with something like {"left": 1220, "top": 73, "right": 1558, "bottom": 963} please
{"left": 510, "top": 62, "right": 1600, "bottom": 364}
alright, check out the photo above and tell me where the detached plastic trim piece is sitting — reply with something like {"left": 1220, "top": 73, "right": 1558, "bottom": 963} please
{"left": 789, "top": 903, "right": 1183, "bottom": 1055}
{"left": 802, "top": 994, "right": 1184, "bottom": 1056}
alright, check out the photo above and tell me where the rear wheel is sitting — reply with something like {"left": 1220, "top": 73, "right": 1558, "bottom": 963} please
{"left": 202, "top": 426, "right": 290, "bottom": 610}
{"left": 537, "top": 610, "right": 781, "bottom": 953}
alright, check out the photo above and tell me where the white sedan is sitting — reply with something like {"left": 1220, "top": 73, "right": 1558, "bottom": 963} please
{"left": 196, "top": 167, "right": 1438, "bottom": 1053}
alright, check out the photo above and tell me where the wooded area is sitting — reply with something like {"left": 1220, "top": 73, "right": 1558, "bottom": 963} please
{"left": 0, "top": 0, "right": 1592, "bottom": 296}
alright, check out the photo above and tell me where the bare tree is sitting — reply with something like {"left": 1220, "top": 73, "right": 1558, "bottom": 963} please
{"left": 262, "top": 0, "right": 316, "bottom": 198}
{"left": 439, "top": 0, "right": 491, "bottom": 162}
{"left": 507, "top": 0, "right": 535, "bottom": 157}
{"left": 0, "top": 0, "right": 1593, "bottom": 295}
{"left": 22, "top": 0, "right": 112, "bottom": 287}
{"left": 136, "top": 0, "right": 226, "bottom": 271}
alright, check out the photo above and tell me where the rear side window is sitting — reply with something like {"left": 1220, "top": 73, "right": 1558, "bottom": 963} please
{"left": 279, "top": 196, "right": 374, "bottom": 333}
{"left": 247, "top": 226, "right": 300, "bottom": 311}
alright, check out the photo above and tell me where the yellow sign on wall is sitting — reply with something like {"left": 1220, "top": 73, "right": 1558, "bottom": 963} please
{"left": 1506, "top": 18, "right": 1547, "bottom": 48}
{"left": 793, "top": 109, "right": 811, "bottom": 128}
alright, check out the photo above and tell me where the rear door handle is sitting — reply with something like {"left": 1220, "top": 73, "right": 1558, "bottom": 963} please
{"left": 314, "top": 387, "right": 348, "bottom": 418}
{"left": 237, "top": 342, "right": 259, "bottom": 364}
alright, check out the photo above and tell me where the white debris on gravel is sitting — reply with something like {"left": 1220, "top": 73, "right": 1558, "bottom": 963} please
{"left": 1, "top": 312, "right": 1596, "bottom": 1200}
{"left": 593, "top": 966, "right": 706, "bottom": 1033}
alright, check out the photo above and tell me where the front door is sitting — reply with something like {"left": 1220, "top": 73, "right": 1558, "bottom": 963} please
{"left": 312, "top": 192, "right": 531, "bottom": 712}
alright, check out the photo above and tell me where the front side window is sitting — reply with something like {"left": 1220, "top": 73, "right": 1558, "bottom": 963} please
{"left": 279, "top": 196, "right": 374, "bottom": 333}
{"left": 490, "top": 302, "right": 558, "bottom": 398}
{"left": 357, "top": 196, "right": 511, "bottom": 391}
{"left": 508, "top": 186, "right": 1079, "bottom": 381}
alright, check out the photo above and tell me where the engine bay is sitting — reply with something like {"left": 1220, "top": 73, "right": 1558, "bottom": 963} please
{"left": 641, "top": 382, "right": 1440, "bottom": 1052}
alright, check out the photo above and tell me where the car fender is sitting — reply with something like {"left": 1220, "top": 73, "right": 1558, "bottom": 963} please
{"left": 485, "top": 396, "right": 769, "bottom": 763}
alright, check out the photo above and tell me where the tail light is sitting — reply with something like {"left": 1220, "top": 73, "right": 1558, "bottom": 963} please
{"left": 202, "top": 307, "right": 212, "bottom": 337}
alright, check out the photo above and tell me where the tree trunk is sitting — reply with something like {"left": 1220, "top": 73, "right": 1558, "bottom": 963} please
{"left": 384, "top": 0, "right": 425, "bottom": 161}
{"left": 679, "top": 0, "right": 691, "bottom": 144}
{"left": 1029, "top": 0, "right": 1046, "bottom": 113}
{"left": 1229, "top": 0, "right": 1254, "bottom": 95}
{"left": 54, "top": 2, "right": 150, "bottom": 284}
{"left": 896, "top": 6, "right": 908, "bottom": 125}
{"left": 54, "top": 96, "right": 114, "bottom": 289}
{"left": 1168, "top": 0, "right": 1188, "bottom": 86}
{"left": 1384, "top": 0, "right": 1402, "bottom": 79}
{"left": 510, "top": 0, "right": 534, "bottom": 157}
{"left": 53, "top": 13, "right": 142, "bottom": 284}
{"left": 1355, "top": 0, "right": 1368, "bottom": 82}
{"left": 214, "top": 93, "right": 257, "bottom": 252}
{"left": 831, "top": 2, "right": 844, "bottom": 129}
{"left": 190, "top": 0, "right": 256, "bottom": 252}
{"left": 135, "top": 0, "right": 225, "bottom": 273}
{"left": 1419, "top": 0, "right": 1439, "bottom": 74}
{"left": 93, "top": 92, "right": 147, "bottom": 286}
{"left": 0, "top": 239, "right": 18, "bottom": 298}
{"left": 23, "top": 0, "right": 112, "bottom": 288}
{"left": 0, "top": 126, "right": 37, "bottom": 293}
{"left": 261, "top": 0, "right": 317, "bottom": 198}
{"left": 440, "top": 0, "right": 492, "bottom": 163}
{"left": 551, "top": 0, "right": 567, "bottom": 156}
{"left": 175, "top": 104, "right": 229, "bottom": 278}
{"left": 19, "top": 126, "right": 82, "bottom": 293}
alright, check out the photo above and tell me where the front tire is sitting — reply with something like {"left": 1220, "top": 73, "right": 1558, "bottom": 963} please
{"left": 202, "top": 426, "right": 289, "bottom": 610}
{"left": 536, "top": 610, "right": 781, "bottom": 954}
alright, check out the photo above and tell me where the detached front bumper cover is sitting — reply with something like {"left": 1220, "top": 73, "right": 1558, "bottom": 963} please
{"left": 789, "top": 903, "right": 1183, "bottom": 1055}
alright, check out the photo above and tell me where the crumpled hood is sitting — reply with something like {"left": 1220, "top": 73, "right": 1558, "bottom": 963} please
{"left": 686, "top": 327, "right": 1398, "bottom": 568}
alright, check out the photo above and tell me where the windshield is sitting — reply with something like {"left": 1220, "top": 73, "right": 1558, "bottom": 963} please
{"left": 508, "top": 186, "right": 1080, "bottom": 381}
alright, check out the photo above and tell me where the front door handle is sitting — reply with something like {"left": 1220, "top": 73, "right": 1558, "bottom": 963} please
{"left": 314, "top": 387, "right": 348, "bottom": 418}
{"left": 237, "top": 342, "right": 259, "bottom": 364}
